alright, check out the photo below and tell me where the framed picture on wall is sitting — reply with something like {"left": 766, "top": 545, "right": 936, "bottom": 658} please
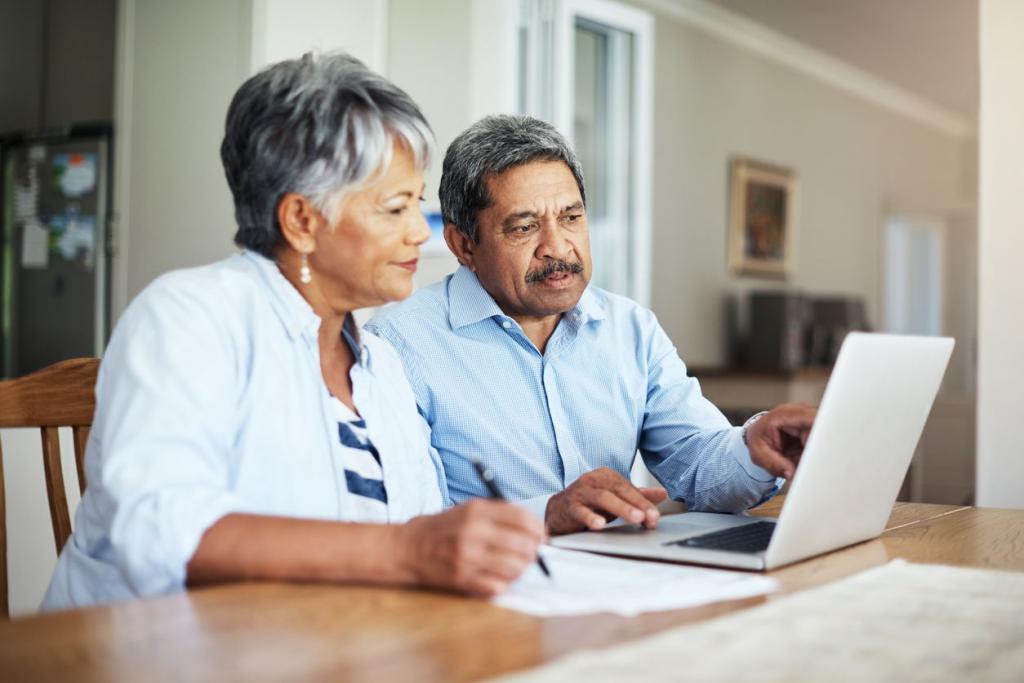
{"left": 727, "top": 158, "right": 798, "bottom": 279}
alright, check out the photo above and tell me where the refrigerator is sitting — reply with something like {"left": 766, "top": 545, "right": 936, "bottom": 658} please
{"left": 0, "top": 125, "right": 112, "bottom": 378}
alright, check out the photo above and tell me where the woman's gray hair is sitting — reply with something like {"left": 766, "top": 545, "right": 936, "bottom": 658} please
{"left": 439, "top": 115, "right": 585, "bottom": 243}
{"left": 221, "top": 52, "right": 434, "bottom": 257}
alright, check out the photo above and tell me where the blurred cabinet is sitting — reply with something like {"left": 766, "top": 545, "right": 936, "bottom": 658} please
{"left": 690, "top": 367, "right": 830, "bottom": 425}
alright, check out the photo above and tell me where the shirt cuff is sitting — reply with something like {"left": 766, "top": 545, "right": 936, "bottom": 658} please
{"left": 727, "top": 426, "right": 780, "bottom": 484}
{"left": 515, "top": 492, "right": 552, "bottom": 521}
{"left": 113, "top": 487, "right": 245, "bottom": 596}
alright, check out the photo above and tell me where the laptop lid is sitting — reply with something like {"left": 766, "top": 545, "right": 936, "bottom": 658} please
{"left": 763, "top": 332, "right": 954, "bottom": 568}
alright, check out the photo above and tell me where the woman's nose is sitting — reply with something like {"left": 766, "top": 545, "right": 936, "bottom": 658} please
{"left": 408, "top": 209, "right": 431, "bottom": 245}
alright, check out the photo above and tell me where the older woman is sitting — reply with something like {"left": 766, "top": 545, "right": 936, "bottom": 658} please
{"left": 42, "top": 53, "right": 543, "bottom": 610}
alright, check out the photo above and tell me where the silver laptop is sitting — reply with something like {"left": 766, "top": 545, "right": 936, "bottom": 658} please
{"left": 552, "top": 332, "right": 954, "bottom": 571}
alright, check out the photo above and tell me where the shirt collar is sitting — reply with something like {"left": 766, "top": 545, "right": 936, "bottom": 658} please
{"left": 447, "top": 266, "right": 507, "bottom": 329}
{"left": 447, "top": 265, "right": 607, "bottom": 330}
{"left": 243, "top": 250, "right": 372, "bottom": 369}
{"left": 574, "top": 285, "right": 608, "bottom": 323}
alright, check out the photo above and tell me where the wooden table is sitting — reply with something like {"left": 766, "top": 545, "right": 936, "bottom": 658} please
{"left": 1, "top": 497, "right": 1022, "bottom": 682}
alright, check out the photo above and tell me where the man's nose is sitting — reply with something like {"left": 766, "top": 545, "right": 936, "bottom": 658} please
{"left": 535, "top": 221, "right": 571, "bottom": 259}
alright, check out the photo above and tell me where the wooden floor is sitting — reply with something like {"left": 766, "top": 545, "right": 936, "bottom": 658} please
{"left": 0, "top": 497, "right": 1020, "bottom": 682}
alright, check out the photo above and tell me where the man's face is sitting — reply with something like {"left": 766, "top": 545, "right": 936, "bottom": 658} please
{"left": 463, "top": 160, "right": 592, "bottom": 320}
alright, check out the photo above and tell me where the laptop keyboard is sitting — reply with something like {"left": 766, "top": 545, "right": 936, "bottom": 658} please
{"left": 666, "top": 520, "right": 776, "bottom": 553}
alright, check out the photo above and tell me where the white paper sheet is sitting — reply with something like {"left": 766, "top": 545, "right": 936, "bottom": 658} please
{"left": 492, "top": 546, "right": 778, "bottom": 617}
{"left": 21, "top": 220, "right": 50, "bottom": 269}
{"left": 493, "top": 560, "right": 1024, "bottom": 683}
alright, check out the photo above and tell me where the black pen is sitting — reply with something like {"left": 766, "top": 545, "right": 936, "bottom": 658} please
{"left": 471, "top": 458, "right": 552, "bottom": 578}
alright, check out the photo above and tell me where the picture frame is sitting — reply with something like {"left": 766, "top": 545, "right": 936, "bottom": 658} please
{"left": 727, "top": 158, "right": 798, "bottom": 279}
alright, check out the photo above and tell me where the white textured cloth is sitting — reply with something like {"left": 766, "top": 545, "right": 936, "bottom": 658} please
{"left": 42, "top": 251, "right": 444, "bottom": 611}
{"left": 492, "top": 560, "right": 1024, "bottom": 683}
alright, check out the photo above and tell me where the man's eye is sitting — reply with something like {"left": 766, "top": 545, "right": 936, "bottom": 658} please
{"left": 564, "top": 213, "right": 582, "bottom": 223}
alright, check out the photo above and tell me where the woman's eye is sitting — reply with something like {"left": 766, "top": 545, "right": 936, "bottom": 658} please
{"left": 386, "top": 202, "right": 413, "bottom": 215}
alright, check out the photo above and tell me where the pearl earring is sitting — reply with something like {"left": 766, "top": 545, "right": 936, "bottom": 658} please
{"left": 300, "top": 253, "right": 312, "bottom": 284}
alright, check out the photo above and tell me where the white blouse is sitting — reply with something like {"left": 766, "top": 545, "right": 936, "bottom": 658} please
{"left": 42, "top": 250, "right": 444, "bottom": 610}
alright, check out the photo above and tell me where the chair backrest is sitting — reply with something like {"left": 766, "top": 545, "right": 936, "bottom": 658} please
{"left": 0, "top": 357, "right": 99, "bottom": 618}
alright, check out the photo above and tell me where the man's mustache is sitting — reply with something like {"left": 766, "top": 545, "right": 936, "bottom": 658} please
{"left": 525, "top": 260, "right": 584, "bottom": 284}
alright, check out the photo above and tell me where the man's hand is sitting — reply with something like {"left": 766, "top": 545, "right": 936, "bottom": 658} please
{"left": 396, "top": 499, "right": 545, "bottom": 597}
{"left": 745, "top": 403, "right": 818, "bottom": 480}
{"left": 545, "top": 467, "right": 668, "bottom": 535}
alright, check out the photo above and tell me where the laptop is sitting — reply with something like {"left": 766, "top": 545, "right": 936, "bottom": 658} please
{"left": 552, "top": 332, "right": 954, "bottom": 571}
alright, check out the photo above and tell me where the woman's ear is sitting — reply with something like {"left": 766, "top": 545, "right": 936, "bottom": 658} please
{"left": 444, "top": 223, "right": 476, "bottom": 271}
{"left": 277, "top": 192, "right": 324, "bottom": 254}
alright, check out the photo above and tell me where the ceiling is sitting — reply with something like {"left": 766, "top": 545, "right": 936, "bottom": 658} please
{"left": 706, "top": 0, "right": 978, "bottom": 121}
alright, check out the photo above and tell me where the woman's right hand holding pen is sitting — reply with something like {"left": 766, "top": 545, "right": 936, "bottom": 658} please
{"left": 394, "top": 500, "right": 545, "bottom": 597}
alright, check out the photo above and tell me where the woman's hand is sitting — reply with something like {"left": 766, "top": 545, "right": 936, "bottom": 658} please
{"left": 395, "top": 499, "right": 545, "bottom": 597}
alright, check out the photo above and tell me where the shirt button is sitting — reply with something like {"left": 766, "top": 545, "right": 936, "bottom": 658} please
{"left": 502, "top": 320, "right": 512, "bottom": 329}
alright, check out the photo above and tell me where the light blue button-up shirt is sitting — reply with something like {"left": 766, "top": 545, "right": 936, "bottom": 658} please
{"left": 42, "top": 251, "right": 444, "bottom": 611}
{"left": 366, "top": 266, "right": 780, "bottom": 517}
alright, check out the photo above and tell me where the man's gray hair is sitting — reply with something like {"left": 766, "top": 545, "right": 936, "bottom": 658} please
{"left": 221, "top": 52, "right": 434, "bottom": 258}
{"left": 439, "top": 115, "right": 585, "bottom": 243}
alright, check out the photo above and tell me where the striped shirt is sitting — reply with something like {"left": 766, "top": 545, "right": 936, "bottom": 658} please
{"left": 331, "top": 398, "right": 388, "bottom": 522}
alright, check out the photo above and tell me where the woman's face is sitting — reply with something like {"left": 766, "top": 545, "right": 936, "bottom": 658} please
{"left": 309, "top": 142, "right": 430, "bottom": 311}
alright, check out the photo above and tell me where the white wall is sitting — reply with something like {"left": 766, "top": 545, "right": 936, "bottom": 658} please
{"left": 976, "top": 0, "right": 1024, "bottom": 509}
{"left": 633, "top": 7, "right": 975, "bottom": 368}
{"left": 112, "top": 0, "right": 253, "bottom": 313}
{"left": 2, "top": 428, "right": 82, "bottom": 616}
{"left": 251, "top": 0, "right": 388, "bottom": 73}
{"left": 385, "top": 0, "right": 479, "bottom": 285}
{"left": 387, "top": 0, "right": 471, "bottom": 209}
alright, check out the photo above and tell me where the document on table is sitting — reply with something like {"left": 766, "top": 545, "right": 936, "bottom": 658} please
{"left": 492, "top": 546, "right": 778, "bottom": 617}
{"left": 493, "top": 560, "right": 1024, "bottom": 683}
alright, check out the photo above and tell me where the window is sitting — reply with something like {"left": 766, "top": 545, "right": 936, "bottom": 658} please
{"left": 884, "top": 215, "right": 945, "bottom": 336}
{"left": 519, "top": 0, "right": 653, "bottom": 304}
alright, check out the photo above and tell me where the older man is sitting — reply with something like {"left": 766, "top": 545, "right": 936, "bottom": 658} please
{"left": 367, "top": 115, "right": 815, "bottom": 534}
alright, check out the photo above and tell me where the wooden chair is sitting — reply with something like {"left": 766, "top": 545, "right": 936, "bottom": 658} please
{"left": 0, "top": 358, "right": 99, "bottom": 617}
